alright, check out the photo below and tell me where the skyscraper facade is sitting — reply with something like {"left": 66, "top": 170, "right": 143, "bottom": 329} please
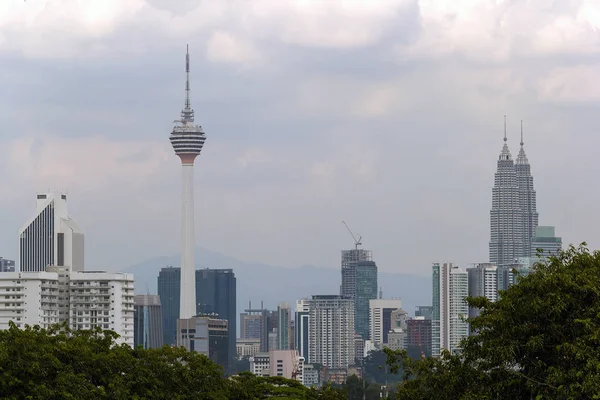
{"left": 432, "top": 263, "right": 468, "bottom": 356}
{"left": 308, "top": 295, "right": 355, "bottom": 369}
{"left": 340, "top": 249, "right": 377, "bottom": 339}
{"left": 277, "top": 302, "right": 291, "bottom": 350}
{"left": 515, "top": 125, "right": 538, "bottom": 258}
{"left": 134, "top": 294, "right": 164, "bottom": 349}
{"left": 19, "top": 193, "right": 84, "bottom": 272}
{"left": 466, "top": 263, "right": 498, "bottom": 319}
{"left": 196, "top": 268, "right": 236, "bottom": 370}
{"left": 294, "top": 299, "right": 310, "bottom": 362}
{"left": 354, "top": 261, "right": 378, "bottom": 340}
{"left": 169, "top": 45, "right": 206, "bottom": 320}
{"left": 490, "top": 120, "right": 539, "bottom": 267}
{"left": 158, "top": 267, "right": 180, "bottom": 346}
{"left": 531, "top": 226, "right": 562, "bottom": 258}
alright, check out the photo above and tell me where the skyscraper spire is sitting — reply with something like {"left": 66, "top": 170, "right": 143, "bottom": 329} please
{"left": 181, "top": 44, "right": 194, "bottom": 123}
{"left": 500, "top": 115, "right": 511, "bottom": 161}
{"left": 516, "top": 120, "right": 528, "bottom": 165}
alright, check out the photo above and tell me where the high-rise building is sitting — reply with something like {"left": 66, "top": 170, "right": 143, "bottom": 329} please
{"left": 490, "top": 120, "right": 540, "bottom": 267}
{"left": 169, "top": 45, "right": 207, "bottom": 320}
{"left": 176, "top": 316, "right": 228, "bottom": 367}
{"left": 307, "top": 295, "right": 355, "bottom": 369}
{"left": 340, "top": 249, "right": 372, "bottom": 299}
{"left": 19, "top": 193, "right": 84, "bottom": 272}
{"left": 134, "top": 294, "right": 164, "bottom": 349}
{"left": 240, "top": 312, "right": 263, "bottom": 339}
{"left": 157, "top": 267, "right": 236, "bottom": 361}
{"left": 515, "top": 123, "right": 539, "bottom": 257}
{"left": 354, "top": 261, "right": 378, "bottom": 340}
{"left": 369, "top": 299, "right": 403, "bottom": 348}
{"left": 432, "top": 263, "right": 468, "bottom": 356}
{"left": 340, "top": 249, "right": 377, "bottom": 340}
{"left": 406, "top": 317, "right": 432, "bottom": 359}
{"left": 277, "top": 302, "right": 291, "bottom": 350}
{"left": 196, "top": 268, "right": 236, "bottom": 370}
{"left": 415, "top": 305, "right": 433, "bottom": 320}
{"left": 466, "top": 263, "right": 498, "bottom": 319}
{"left": 0, "top": 268, "right": 134, "bottom": 346}
{"left": 294, "top": 299, "right": 310, "bottom": 362}
{"left": 531, "top": 226, "right": 562, "bottom": 258}
{"left": 0, "top": 257, "right": 15, "bottom": 272}
{"left": 489, "top": 122, "right": 524, "bottom": 268}
{"left": 157, "top": 267, "right": 180, "bottom": 346}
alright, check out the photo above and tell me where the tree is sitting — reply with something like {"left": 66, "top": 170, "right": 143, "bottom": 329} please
{"left": 385, "top": 245, "right": 600, "bottom": 399}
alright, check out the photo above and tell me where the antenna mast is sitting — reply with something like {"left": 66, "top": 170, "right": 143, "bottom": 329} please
{"left": 342, "top": 221, "right": 362, "bottom": 250}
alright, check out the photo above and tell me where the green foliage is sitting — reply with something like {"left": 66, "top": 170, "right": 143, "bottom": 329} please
{"left": 385, "top": 244, "right": 600, "bottom": 399}
{"left": 0, "top": 323, "right": 348, "bottom": 399}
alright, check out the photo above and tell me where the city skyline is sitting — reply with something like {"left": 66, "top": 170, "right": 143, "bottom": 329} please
{"left": 2, "top": 1, "right": 599, "bottom": 277}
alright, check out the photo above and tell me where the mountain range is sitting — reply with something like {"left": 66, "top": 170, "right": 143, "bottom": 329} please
{"left": 124, "top": 247, "right": 431, "bottom": 316}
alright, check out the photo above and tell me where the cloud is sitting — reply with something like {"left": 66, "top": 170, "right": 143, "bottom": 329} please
{"left": 206, "top": 31, "right": 260, "bottom": 65}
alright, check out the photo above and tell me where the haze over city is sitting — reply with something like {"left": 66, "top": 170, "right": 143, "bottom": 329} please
{"left": 1, "top": 0, "right": 599, "bottom": 275}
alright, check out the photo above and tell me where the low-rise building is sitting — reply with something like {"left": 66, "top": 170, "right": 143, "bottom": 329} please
{"left": 236, "top": 338, "right": 261, "bottom": 358}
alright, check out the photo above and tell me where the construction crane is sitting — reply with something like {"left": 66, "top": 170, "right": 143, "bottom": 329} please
{"left": 342, "top": 221, "right": 362, "bottom": 249}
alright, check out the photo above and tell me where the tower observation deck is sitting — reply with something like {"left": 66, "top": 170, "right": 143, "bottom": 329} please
{"left": 170, "top": 44, "right": 206, "bottom": 166}
{"left": 170, "top": 45, "right": 206, "bottom": 320}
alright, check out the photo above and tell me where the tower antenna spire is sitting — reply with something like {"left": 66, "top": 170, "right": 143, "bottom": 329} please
{"left": 520, "top": 120, "right": 524, "bottom": 146}
{"left": 184, "top": 44, "right": 192, "bottom": 117}
{"left": 504, "top": 115, "right": 507, "bottom": 142}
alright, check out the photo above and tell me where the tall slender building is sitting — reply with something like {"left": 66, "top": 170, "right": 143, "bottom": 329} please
{"left": 489, "top": 117, "right": 523, "bottom": 267}
{"left": 19, "top": 193, "right": 84, "bottom": 272}
{"left": 170, "top": 45, "right": 206, "bottom": 319}
{"left": 515, "top": 121, "right": 538, "bottom": 257}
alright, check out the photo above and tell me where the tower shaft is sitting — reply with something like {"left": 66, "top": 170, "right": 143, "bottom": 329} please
{"left": 180, "top": 164, "right": 196, "bottom": 319}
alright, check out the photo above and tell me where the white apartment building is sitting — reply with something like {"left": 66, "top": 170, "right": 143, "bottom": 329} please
{"left": 19, "top": 193, "right": 84, "bottom": 272}
{"left": 432, "top": 263, "right": 469, "bottom": 356}
{"left": 249, "top": 352, "right": 270, "bottom": 377}
{"left": 68, "top": 270, "right": 135, "bottom": 346}
{"left": 0, "top": 268, "right": 134, "bottom": 347}
{"left": 467, "top": 263, "right": 498, "bottom": 318}
{"left": 0, "top": 272, "right": 60, "bottom": 329}
{"left": 369, "top": 299, "right": 403, "bottom": 348}
{"left": 307, "top": 295, "right": 355, "bottom": 369}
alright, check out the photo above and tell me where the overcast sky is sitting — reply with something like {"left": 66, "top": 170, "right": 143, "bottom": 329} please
{"left": 1, "top": 0, "right": 599, "bottom": 275}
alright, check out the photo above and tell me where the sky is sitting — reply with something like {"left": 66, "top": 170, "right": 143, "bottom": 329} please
{"left": 1, "top": 0, "right": 599, "bottom": 275}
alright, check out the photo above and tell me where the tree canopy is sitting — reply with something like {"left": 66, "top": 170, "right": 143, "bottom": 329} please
{"left": 0, "top": 322, "right": 344, "bottom": 399}
{"left": 385, "top": 244, "right": 600, "bottom": 399}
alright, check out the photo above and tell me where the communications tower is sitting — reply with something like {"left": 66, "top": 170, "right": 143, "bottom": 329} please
{"left": 170, "top": 45, "right": 206, "bottom": 319}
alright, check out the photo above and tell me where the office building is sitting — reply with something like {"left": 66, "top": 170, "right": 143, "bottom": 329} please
{"left": 369, "top": 299, "right": 403, "bottom": 347}
{"left": 432, "top": 263, "right": 468, "bottom": 356}
{"left": 196, "top": 268, "right": 236, "bottom": 370}
{"left": 415, "top": 305, "right": 433, "bottom": 320}
{"left": 249, "top": 352, "right": 270, "bottom": 376}
{"left": 236, "top": 338, "right": 261, "bottom": 358}
{"left": 157, "top": 267, "right": 180, "bottom": 346}
{"left": 158, "top": 267, "right": 236, "bottom": 364}
{"left": 467, "top": 263, "right": 498, "bottom": 318}
{"left": 134, "top": 294, "right": 163, "bottom": 349}
{"left": 277, "top": 302, "right": 291, "bottom": 350}
{"left": 307, "top": 295, "right": 354, "bottom": 369}
{"left": 19, "top": 193, "right": 84, "bottom": 272}
{"left": 0, "top": 258, "right": 15, "bottom": 272}
{"left": 240, "top": 312, "right": 262, "bottom": 339}
{"left": 169, "top": 46, "right": 207, "bottom": 321}
{"left": 406, "top": 317, "right": 432, "bottom": 359}
{"left": 340, "top": 249, "right": 378, "bottom": 339}
{"left": 531, "top": 226, "right": 562, "bottom": 258}
{"left": 0, "top": 268, "right": 134, "bottom": 346}
{"left": 269, "top": 350, "right": 304, "bottom": 381}
{"left": 177, "top": 316, "right": 228, "bottom": 367}
{"left": 295, "top": 299, "right": 310, "bottom": 361}
{"left": 386, "top": 330, "right": 407, "bottom": 351}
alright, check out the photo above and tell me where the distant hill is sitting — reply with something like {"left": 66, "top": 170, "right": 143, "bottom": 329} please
{"left": 125, "top": 247, "right": 431, "bottom": 317}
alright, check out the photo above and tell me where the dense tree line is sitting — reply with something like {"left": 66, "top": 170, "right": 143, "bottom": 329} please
{"left": 0, "top": 322, "right": 345, "bottom": 399}
{"left": 385, "top": 245, "right": 600, "bottom": 399}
